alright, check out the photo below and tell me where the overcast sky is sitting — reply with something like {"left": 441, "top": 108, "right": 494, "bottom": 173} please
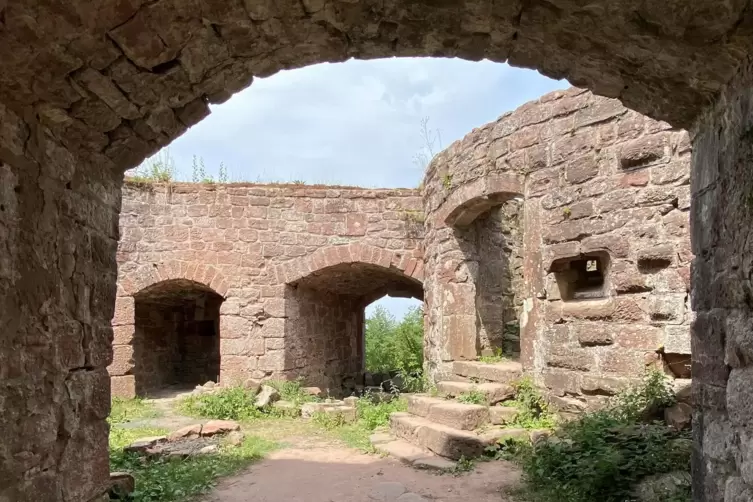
{"left": 142, "top": 58, "right": 568, "bottom": 318}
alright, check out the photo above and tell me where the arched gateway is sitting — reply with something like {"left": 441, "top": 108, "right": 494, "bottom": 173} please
{"left": 0, "top": 2, "right": 751, "bottom": 500}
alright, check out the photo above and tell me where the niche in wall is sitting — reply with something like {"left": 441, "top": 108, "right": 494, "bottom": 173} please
{"left": 551, "top": 252, "right": 610, "bottom": 301}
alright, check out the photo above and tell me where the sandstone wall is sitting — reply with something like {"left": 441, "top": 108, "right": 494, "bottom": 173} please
{"left": 423, "top": 88, "right": 692, "bottom": 407}
{"left": 690, "top": 59, "right": 753, "bottom": 502}
{"left": 0, "top": 104, "right": 118, "bottom": 501}
{"left": 112, "top": 183, "right": 424, "bottom": 396}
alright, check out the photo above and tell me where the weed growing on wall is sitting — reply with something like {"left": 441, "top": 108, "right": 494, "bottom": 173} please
{"left": 506, "top": 377, "right": 558, "bottom": 430}
{"left": 128, "top": 149, "right": 176, "bottom": 182}
{"left": 266, "top": 378, "right": 319, "bottom": 406}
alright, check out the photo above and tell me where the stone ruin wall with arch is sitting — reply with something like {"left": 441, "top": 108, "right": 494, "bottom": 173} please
{"left": 3, "top": 0, "right": 751, "bottom": 498}
{"left": 112, "top": 89, "right": 693, "bottom": 418}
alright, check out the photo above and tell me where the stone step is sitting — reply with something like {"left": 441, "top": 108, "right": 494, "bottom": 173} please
{"left": 435, "top": 381, "right": 515, "bottom": 405}
{"left": 489, "top": 406, "right": 519, "bottom": 425}
{"left": 389, "top": 412, "right": 529, "bottom": 460}
{"left": 452, "top": 361, "right": 523, "bottom": 384}
{"left": 370, "top": 433, "right": 456, "bottom": 471}
{"left": 406, "top": 395, "right": 490, "bottom": 430}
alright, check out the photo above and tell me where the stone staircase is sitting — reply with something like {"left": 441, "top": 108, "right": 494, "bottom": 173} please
{"left": 371, "top": 360, "right": 546, "bottom": 470}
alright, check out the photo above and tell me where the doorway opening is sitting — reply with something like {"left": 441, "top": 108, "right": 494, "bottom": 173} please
{"left": 133, "top": 279, "right": 223, "bottom": 397}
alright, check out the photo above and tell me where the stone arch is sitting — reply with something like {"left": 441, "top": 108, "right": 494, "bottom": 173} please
{"left": 118, "top": 260, "right": 230, "bottom": 298}
{"left": 280, "top": 243, "right": 424, "bottom": 393}
{"left": 110, "top": 261, "right": 229, "bottom": 397}
{"left": 437, "top": 174, "right": 525, "bottom": 228}
{"left": 280, "top": 243, "right": 424, "bottom": 286}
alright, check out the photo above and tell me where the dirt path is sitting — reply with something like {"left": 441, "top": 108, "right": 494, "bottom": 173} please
{"left": 204, "top": 434, "right": 522, "bottom": 502}
{"left": 133, "top": 390, "right": 523, "bottom": 502}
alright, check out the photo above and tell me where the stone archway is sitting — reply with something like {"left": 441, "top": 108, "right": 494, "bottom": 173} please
{"left": 282, "top": 245, "right": 424, "bottom": 394}
{"left": 2, "top": 2, "right": 753, "bottom": 500}
{"left": 130, "top": 279, "right": 223, "bottom": 397}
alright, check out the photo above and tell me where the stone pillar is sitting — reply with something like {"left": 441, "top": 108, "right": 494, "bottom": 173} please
{"left": 691, "top": 62, "right": 753, "bottom": 501}
{"left": 0, "top": 105, "right": 120, "bottom": 501}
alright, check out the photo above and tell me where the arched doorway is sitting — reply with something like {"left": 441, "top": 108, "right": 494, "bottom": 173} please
{"left": 285, "top": 260, "right": 424, "bottom": 396}
{"left": 132, "top": 279, "right": 223, "bottom": 396}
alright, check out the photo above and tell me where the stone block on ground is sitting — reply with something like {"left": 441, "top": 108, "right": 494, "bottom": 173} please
{"left": 303, "top": 386, "right": 324, "bottom": 397}
{"left": 125, "top": 436, "right": 167, "bottom": 454}
{"left": 672, "top": 379, "right": 691, "bottom": 404}
{"left": 199, "top": 444, "right": 220, "bottom": 454}
{"left": 272, "top": 400, "right": 301, "bottom": 416}
{"left": 301, "top": 402, "right": 327, "bottom": 418}
{"left": 406, "top": 395, "right": 447, "bottom": 418}
{"left": 244, "top": 378, "right": 262, "bottom": 394}
{"left": 255, "top": 385, "right": 280, "bottom": 408}
{"left": 108, "top": 472, "right": 135, "bottom": 498}
{"left": 324, "top": 405, "right": 357, "bottom": 423}
{"left": 343, "top": 396, "right": 358, "bottom": 408}
{"left": 664, "top": 402, "right": 692, "bottom": 430}
{"left": 201, "top": 420, "right": 240, "bottom": 436}
{"left": 168, "top": 424, "right": 202, "bottom": 441}
{"left": 226, "top": 430, "right": 245, "bottom": 447}
{"left": 633, "top": 471, "right": 691, "bottom": 502}
{"left": 489, "top": 406, "right": 519, "bottom": 425}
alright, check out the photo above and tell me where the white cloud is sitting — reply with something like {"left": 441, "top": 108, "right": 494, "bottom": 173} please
{"left": 146, "top": 58, "right": 568, "bottom": 188}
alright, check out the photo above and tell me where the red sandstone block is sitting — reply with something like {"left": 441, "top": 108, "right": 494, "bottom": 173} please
{"left": 112, "top": 297, "right": 134, "bottom": 326}
{"left": 108, "top": 346, "right": 134, "bottom": 376}
{"left": 111, "top": 375, "right": 136, "bottom": 398}
{"left": 113, "top": 325, "right": 134, "bottom": 345}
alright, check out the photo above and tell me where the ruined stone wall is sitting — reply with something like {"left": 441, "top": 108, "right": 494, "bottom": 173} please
{"left": 690, "top": 60, "right": 753, "bottom": 502}
{"left": 0, "top": 104, "right": 118, "bottom": 501}
{"left": 112, "top": 183, "right": 424, "bottom": 396}
{"left": 423, "top": 89, "right": 692, "bottom": 407}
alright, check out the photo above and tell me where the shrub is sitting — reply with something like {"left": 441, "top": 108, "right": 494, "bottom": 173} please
{"left": 178, "top": 387, "right": 263, "bottom": 421}
{"left": 503, "top": 370, "right": 690, "bottom": 502}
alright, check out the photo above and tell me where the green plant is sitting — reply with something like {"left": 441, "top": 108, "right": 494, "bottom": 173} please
{"left": 442, "top": 173, "right": 453, "bottom": 190}
{"left": 365, "top": 306, "right": 425, "bottom": 392}
{"left": 129, "top": 149, "right": 175, "bottom": 182}
{"left": 109, "top": 397, "right": 160, "bottom": 424}
{"left": 506, "top": 377, "right": 557, "bottom": 430}
{"left": 313, "top": 394, "right": 407, "bottom": 452}
{"left": 563, "top": 207, "right": 572, "bottom": 219}
{"left": 503, "top": 370, "right": 690, "bottom": 502}
{"left": 450, "top": 455, "right": 476, "bottom": 475}
{"left": 267, "top": 378, "right": 319, "bottom": 406}
{"left": 218, "top": 162, "right": 228, "bottom": 183}
{"left": 412, "top": 116, "right": 443, "bottom": 171}
{"left": 457, "top": 389, "right": 486, "bottom": 405}
{"left": 178, "top": 386, "right": 264, "bottom": 421}
{"left": 478, "top": 347, "right": 509, "bottom": 364}
{"left": 109, "top": 425, "right": 277, "bottom": 502}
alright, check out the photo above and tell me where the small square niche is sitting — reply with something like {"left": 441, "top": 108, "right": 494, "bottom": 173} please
{"left": 551, "top": 253, "right": 610, "bottom": 301}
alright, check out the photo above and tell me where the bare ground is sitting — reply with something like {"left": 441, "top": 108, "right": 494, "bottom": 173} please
{"left": 203, "top": 431, "right": 522, "bottom": 502}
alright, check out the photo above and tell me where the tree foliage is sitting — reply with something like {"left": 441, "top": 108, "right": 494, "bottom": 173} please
{"left": 364, "top": 305, "right": 424, "bottom": 384}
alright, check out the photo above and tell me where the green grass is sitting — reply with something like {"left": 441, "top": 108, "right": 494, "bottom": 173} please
{"left": 110, "top": 397, "right": 160, "bottom": 424}
{"left": 456, "top": 389, "right": 487, "bottom": 405}
{"left": 177, "top": 386, "right": 264, "bottom": 421}
{"left": 266, "top": 378, "right": 320, "bottom": 406}
{"left": 478, "top": 348, "right": 510, "bottom": 364}
{"left": 109, "top": 424, "right": 277, "bottom": 502}
{"left": 313, "top": 395, "right": 407, "bottom": 452}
